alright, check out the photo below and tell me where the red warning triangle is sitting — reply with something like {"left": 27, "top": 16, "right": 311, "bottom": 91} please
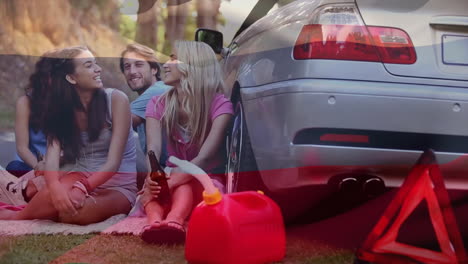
{"left": 357, "top": 150, "right": 467, "bottom": 264}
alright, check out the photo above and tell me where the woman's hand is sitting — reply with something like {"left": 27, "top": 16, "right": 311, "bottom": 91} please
{"left": 69, "top": 187, "right": 87, "bottom": 209}
{"left": 139, "top": 175, "right": 162, "bottom": 208}
{"left": 144, "top": 174, "right": 162, "bottom": 198}
{"left": 34, "top": 160, "right": 45, "bottom": 177}
{"left": 167, "top": 167, "right": 191, "bottom": 190}
{"left": 48, "top": 183, "right": 78, "bottom": 216}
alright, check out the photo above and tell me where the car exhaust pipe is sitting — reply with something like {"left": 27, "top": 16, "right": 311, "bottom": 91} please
{"left": 329, "top": 174, "right": 360, "bottom": 194}
{"left": 362, "top": 176, "right": 385, "bottom": 197}
{"left": 329, "top": 173, "right": 386, "bottom": 197}
{"left": 338, "top": 176, "right": 360, "bottom": 194}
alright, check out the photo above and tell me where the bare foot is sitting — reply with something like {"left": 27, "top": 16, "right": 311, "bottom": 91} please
{"left": 150, "top": 221, "right": 162, "bottom": 228}
{"left": 142, "top": 220, "right": 163, "bottom": 233}
{"left": 162, "top": 213, "right": 185, "bottom": 231}
{"left": 144, "top": 200, "right": 165, "bottom": 229}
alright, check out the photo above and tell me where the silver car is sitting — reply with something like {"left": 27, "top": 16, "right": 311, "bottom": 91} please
{"left": 198, "top": 0, "right": 468, "bottom": 218}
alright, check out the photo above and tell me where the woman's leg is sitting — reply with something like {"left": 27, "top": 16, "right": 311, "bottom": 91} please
{"left": 141, "top": 184, "right": 191, "bottom": 244}
{"left": 59, "top": 189, "right": 131, "bottom": 225}
{"left": 163, "top": 182, "right": 195, "bottom": 228}
{"left": 0, "top": 172, "right": 131, "bottom": 225}
{"left": 0, "top": 173, "right": 83, "bottom": 221}
{"left": 144, "top": 200, "right": 164, "bottom": 227}
{"left": 24, "top": 164, "right": 74, "bottom": 201}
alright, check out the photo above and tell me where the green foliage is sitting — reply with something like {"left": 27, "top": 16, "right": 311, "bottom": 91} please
{"left": 69, "top": 0, "right": 90, "bottom": 10}
{"left": 156, "top": 19, "right": 166, "bottom": 55}
{"left": 0, "top": 109, "right": 14, "bottom": 131}
{"left": 95, "top": 0, "right": 112, "bottom": 10}
{"left": 183, "top": 5, "right": 198, "bottom": 43}
{"left": 121, "top": 1, "right": 227, "bottom": 56}
{"left": 120, "top": 15, "right": 137, "bottom": 41}
{"left": 218, "top": 13, "right": 226, "bottom": 27}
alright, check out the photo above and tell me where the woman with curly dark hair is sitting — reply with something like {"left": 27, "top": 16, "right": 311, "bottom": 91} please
{"left": 0, "top": 46, "right": 137, "bottom": 224}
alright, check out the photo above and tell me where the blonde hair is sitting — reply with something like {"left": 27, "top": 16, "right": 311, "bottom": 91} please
{"left": 120, "top": 43, "right": 161, "bottom": 80}
{"left": 160, "top": 41, "right": 225, "bottom": 147}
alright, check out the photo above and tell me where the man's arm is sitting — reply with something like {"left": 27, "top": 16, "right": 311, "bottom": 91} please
{"left": 130, "top": 84, "right": 165, "bottom": 130}
{"left": 132, "top": 114, "right": 145, "bottom": 129}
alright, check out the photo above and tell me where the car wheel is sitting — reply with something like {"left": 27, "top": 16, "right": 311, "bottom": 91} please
{"left": 226, "top": 100, "right": 263, "bottom": 193}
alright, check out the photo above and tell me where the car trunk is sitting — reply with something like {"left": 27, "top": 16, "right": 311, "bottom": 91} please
{"left": 356, "top": 0, "right": 468, "bottom": 82}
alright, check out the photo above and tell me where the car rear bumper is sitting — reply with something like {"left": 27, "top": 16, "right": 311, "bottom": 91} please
{"left": 240, "top": 78, "right": 468, "bottom": 192}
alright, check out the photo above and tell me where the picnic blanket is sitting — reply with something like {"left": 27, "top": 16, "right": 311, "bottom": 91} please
{"left": 0, "top": 164, "right": 149, "bottom": 236}
{"left": 0, "top": 214, "right": 149, "bottom": 236}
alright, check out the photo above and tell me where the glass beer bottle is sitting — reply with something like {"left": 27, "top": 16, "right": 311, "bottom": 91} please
{"left": 148, "top": 150, "right": 171, "bottom": 206}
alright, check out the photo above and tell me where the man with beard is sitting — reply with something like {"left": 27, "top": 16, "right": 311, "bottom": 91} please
{"left": 120, "top": 44, "right": 170, "bottom": 188}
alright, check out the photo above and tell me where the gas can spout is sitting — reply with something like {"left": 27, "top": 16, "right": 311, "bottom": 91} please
{"left": 168, "top": 156, "right": 222, "bottom": 204}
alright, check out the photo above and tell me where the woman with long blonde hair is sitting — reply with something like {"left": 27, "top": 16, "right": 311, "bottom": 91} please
{"left": 140, "top": 41, "right": 233, "bottom": 244}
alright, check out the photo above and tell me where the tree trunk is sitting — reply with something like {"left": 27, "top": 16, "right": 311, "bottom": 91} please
{"left": 196, "top": 0, "right": 220, "bottom": 30}
{"left": 136, "top": 0, "right": 160, "bottom": 49}
{"left": 163, "top": 0, "right": 190, "bottom": 54}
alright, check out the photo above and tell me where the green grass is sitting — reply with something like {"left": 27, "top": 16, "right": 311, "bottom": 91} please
{"left": 0, "top": 234, "right": 354, "bottom": 264}
{"left": 282, "top": 238, "right": 354, "bottom": 264}
{"left": 0, "top": 235, "right": 94, "bottom": 264}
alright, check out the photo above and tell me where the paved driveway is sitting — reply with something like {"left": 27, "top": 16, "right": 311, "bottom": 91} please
{"left": 0, "top": 132, "right": 15, "bottom": 167}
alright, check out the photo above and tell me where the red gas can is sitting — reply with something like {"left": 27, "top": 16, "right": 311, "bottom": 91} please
{"left": 185, "top": 190, "right": 286, "bottom": 264}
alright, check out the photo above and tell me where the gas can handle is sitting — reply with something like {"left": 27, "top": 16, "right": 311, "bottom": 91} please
{"left": 168, "top": 156, "right": 219, "bottom": 195}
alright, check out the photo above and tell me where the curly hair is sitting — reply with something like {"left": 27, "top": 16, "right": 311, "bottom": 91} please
{"left": 37, "top": 46, "right": 107, "bottom": 163}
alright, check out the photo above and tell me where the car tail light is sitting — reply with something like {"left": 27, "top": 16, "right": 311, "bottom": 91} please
{"left": 294, "top": 24, "right": 381, "bottom": 62}
{"left": 293, "top": 4, "right": 416, "bottom": 64}
{"left": 367, "top": 26, "right": 416, "bottom": 64}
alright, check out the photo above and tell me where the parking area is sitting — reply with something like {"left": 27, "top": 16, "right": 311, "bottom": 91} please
{"left": 0, "top": 132, "right": 15, "bottom": 168}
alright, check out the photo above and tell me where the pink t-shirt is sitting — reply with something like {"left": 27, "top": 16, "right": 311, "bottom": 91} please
{"left": 145, "top": 93, "right": 234, "bottom": 170}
